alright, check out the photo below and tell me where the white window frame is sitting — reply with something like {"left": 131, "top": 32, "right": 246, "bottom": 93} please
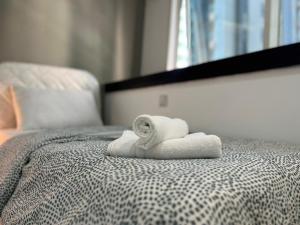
{"left": 167, "top": 0, "right": 181, "bottom": 70}
{"left": 264, "top": 0, "right": 281, "bottom": 48}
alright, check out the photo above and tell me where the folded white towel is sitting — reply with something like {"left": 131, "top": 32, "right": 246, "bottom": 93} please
{"left": 107, "top": 131, "right": 222, "bottom": 159}
{"left": 133, "top": 114, "right": 189, "bottom": 150}
{"left": 107, "top": 130, "right": 138, "bottom": 158}
{"left": 138, "top": 133, "right": 222, "bottom": 159}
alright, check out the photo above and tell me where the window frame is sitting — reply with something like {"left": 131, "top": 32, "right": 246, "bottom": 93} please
{"left": 105, "top": 43, "right": 300, "bottom": 92}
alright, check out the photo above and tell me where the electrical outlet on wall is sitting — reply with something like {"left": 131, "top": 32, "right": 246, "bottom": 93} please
{"left": 159, "top": 94, "right": 168, "bottom": 107}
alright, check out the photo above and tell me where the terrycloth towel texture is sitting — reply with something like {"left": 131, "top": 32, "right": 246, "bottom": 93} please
{"left": 107, "top": 130, "right": 139, "bottom": 158}
{"left": 107, "top": 130, "right": 222, "bottom": 159}
{"left": 133, "top": 115, "right": 189, "bottom": 150}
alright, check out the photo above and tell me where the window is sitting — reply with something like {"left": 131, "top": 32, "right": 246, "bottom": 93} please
{"left": 175, "top": 0, "right": 300, "bottom": 68}
{"left": 280, "top": 0, "right": 300, "bottom": 45}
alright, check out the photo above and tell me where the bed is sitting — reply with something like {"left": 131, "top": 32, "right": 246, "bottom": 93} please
{"left": 0, "top": 63, "right": 300, "bottom": 225}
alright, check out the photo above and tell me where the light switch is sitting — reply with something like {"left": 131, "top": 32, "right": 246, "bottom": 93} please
{"left": 159, "top": 94, "right": 168, "bottom": 107}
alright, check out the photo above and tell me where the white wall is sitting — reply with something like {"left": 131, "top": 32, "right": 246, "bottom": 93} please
{"left": 113, "top": 0, "right": 145, "bottom": 81}
{"left": 0, "top": 0, "right": 145, "bottom": 83}
{"left": 105, "top": 66, "right": 300, "bottom": 144}
{"left": 0, "top": 0, "right": 118, "bottom": 83}
{"left": 141, "top": 0, "right": 172, "bottom": 75}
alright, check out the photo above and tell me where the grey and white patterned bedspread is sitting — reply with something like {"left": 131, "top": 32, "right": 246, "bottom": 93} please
{"left": 0, "top": 126, "right": 300, "bottom": 225}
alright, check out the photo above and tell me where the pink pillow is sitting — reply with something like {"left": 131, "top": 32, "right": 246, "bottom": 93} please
{"left": 0, "top": 85, "right": 16, "bottom": 129}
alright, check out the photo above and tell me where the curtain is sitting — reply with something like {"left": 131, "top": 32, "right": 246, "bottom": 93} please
{"left": 185, "top": 0, "right": 265, "bottom": 65}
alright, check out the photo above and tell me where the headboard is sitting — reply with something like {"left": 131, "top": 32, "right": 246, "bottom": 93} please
{"left": 0, "top": 62, "right": 102, "bottom": 121}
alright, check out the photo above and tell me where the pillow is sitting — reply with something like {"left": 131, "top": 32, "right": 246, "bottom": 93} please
{"left": 0, "top": 85, "right": 16, "bottom": 129}
{"left": 11, "top": 86, "right": 102, "bottom": 130}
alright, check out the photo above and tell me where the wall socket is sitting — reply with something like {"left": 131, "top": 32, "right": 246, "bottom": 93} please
{"left": 159, "top": 94, "right": 168, "bottom": 107}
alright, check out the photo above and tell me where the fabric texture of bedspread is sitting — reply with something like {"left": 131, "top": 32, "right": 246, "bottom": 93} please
{"left": 0, "top": 127, "right": 300, "bottom": 225}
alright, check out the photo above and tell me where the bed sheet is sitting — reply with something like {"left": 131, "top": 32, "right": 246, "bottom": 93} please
{"left": 0, "top": 127, "right": 300, "bottom": 224}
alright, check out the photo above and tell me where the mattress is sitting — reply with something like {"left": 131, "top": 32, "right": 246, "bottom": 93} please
{"left": 0, "top": 129, "right": 36, "bottom": 145}
{"left": 0, "top": 126, "right": 300, "bottom": 224}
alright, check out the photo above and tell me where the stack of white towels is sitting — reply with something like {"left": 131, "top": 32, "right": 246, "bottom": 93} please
{"left": 107, "top": 115, "right": 222, "bottom": 159}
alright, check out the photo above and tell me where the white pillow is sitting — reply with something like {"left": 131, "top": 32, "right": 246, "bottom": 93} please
{"left": 0, "top": 85, "right": 16, "bottom": 129}
{"left": 11, "top": 86, "right": 102, "bottom": 130}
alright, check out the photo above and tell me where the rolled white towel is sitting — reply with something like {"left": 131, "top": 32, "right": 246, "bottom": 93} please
{"left": 133, "top": 114, "right": 189, "bottom": 150}
{"left": 107, "top": 131, "right": 222, "bottom": 159}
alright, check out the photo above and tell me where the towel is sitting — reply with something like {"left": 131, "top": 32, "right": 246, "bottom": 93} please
{"left": 138, "top": 133, "right": 222, "bottom": 159}
{"left": 107, "top": 130, "right": 222, "bottom": 159}
{"left": 107, "top": 130, "right": 138, "bottom": 158}
{"left": 133, "top": 115, "right": 189, "bottom": 150}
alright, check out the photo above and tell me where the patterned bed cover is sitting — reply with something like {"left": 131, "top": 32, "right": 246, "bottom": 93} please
{"left": 0, "top": 126, "right": 299, "bottom": 225}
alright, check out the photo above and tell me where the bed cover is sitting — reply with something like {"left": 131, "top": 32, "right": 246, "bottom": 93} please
{"left": 0, "top": 126, "right": 299, "bottom": 225}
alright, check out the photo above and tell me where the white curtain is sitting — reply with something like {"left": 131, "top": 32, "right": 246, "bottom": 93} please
{"left": 184, "top": 0, "right": 265, "bottom": 65}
